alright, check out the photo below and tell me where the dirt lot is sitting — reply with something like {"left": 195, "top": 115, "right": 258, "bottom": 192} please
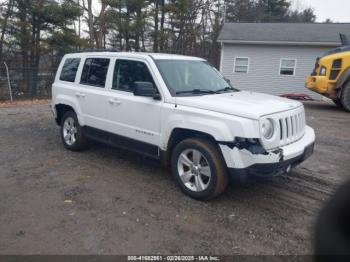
{"left": 0, "top": 100, "right": 349, "bottom": 255}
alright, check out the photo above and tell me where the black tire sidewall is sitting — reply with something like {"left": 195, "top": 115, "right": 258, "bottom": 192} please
{"left": 341, "top": 82, "right": 350, "bottom": 112}
{"left": 60, "top": 111, "right": 86, "bottom": 151}
{"left": 171, "top": 140, "right": 220, "bottom": 200}
{"left": 332, "top": 98, "right": 343, "bottom": 108}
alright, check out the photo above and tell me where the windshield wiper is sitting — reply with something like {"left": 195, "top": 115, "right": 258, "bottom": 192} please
{"left": 176, "top": 89, "right": 217, "bottom": 95}
{"left": 215, "top": 86, "right": 237, "bottom": 93}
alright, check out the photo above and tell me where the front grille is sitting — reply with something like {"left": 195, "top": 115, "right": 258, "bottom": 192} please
{"left": 277, "top": 108, "right": 305, "bottom": 146}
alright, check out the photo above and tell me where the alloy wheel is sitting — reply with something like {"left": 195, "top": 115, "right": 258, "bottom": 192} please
{"left": 177, "top": 149, "right": 212, "bottom": 192}
{"left": 63, "top": 117, "right": 77, "bottom": 146}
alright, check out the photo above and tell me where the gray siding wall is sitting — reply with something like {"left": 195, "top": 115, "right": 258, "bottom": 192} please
{"left": 220, "top": 44, "right": 331, "bottom": 100}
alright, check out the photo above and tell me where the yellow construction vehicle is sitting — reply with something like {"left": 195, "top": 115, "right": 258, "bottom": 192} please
{"left": 306, "top": 34, "right": 350, "bottom": 111}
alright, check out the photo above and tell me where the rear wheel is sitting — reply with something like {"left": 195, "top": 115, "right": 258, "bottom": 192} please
{"left": 171, "top": 138, "right": 228, "bottom": 200}
{"left": 341, "top": 81, "right": 350, "bottom": 112}
{"left": 60, "top": 111, "right": 88, "bottom": 151}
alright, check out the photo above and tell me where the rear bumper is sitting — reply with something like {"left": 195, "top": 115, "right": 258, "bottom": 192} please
{"left": 220, "top": 126, "right": 315, "bottom": 177}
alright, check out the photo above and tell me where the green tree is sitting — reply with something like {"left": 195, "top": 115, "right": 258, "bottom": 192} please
{"left": 0, "top": 0, "right": 15, "bottom": 62}
{"left": 287, "top": 7, "right": 316, "bottom": 22}
{"left": 13, "top": 0, "right": 82, "bottom": 96}
{"left": 257, "top": 0, "right": 291, "bottom": 22}
{"left": 226, "top": 0, "right": 258, "bottom": 22}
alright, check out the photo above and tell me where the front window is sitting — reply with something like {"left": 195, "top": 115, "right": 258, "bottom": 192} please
{"left": 156, "top": 60, "right": 237, "bottom": 96}
{"left": 112, "top": 60, "right": 156, "bottom": 92}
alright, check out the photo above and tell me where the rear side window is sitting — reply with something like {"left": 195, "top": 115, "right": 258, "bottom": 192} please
{"left": 80, "top": 58, "right": 110, "bottom": 87}
{"left": 60, "top": 58, "right": 81, "bottom": 82}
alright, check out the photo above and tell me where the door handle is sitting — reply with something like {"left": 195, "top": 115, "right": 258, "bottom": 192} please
{"left": 109, "top": 98, "right": 121, "bottom": 105}
{"left": 75, "top": 92, "right": 86, "bottom": 98}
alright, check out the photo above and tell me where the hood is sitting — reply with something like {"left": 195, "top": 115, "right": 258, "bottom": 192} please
{"left": 175, "top": 91, "right": 302, "bottom": 120}
{"left": 322, "top": 45, "right": 350, "bottom": 57}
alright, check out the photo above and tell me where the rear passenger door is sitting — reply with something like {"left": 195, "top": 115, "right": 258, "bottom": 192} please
{"left": 76, "top": 57, "right": 111, "bottom": 129}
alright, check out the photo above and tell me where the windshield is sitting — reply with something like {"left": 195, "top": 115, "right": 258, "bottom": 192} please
{"left": 156, "top": 60, "right": 238, "bottom": 96}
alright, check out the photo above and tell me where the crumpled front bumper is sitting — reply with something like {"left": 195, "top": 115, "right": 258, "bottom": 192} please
{"left": 220, "top": 126, "right": 315, "bottom": 177}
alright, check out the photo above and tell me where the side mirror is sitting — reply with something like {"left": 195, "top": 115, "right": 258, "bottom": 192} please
{"left": 224, "top": 77, "right": 231, "bottom": 84}
{"left": 133, "top": 81, "right": 161, "bottom": 100}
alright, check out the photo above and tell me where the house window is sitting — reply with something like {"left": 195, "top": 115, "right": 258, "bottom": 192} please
{"left": 280, "top": 59, "right": 296, "bottom": 76}
{"left": 234, "top": 57, "right": 249, "bottom": 73}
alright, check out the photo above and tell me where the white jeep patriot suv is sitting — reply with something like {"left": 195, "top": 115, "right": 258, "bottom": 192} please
{"left": 52, "top": 52, "right": 315, "bottom": 200}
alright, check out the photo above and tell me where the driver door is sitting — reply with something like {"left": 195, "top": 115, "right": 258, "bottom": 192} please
{"left": 105, "top": 58, "right": 163, "bottom": 157}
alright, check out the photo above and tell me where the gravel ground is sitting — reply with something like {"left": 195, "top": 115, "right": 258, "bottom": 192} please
{"left": 0, "top": 100, "right": 349, "bottom": 255}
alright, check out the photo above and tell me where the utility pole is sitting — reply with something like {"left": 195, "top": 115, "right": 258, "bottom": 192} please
{"left": 4, "top": 62, "right": 13, "bottom": 103}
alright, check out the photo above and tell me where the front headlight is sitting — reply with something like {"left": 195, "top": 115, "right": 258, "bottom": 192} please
{"left": 320, "top": 66, "right": 327, "bottom": 76}
{"left": 261, "top": 118, "right": 274, "bottom": 139}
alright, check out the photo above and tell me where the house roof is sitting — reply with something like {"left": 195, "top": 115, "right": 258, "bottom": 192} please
{"left": 218, "top": 23, "right": 350, "bottom": 46}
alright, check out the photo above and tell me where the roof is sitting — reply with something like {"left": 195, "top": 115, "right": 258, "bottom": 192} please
{"left": 218, "top": 23, "right": 350, "bottom": 46}
{"left": 65, "top": 52, "right": 204, "bottom": 61}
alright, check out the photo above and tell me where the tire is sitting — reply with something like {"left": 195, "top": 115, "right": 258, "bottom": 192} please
{"left": 332, "top": 98, "right": 343, "bottom": 108}
{"left": 341, "top": 81, "right": 350, "bottom": 112}
{"left": 171, "top": 138, "right": 228, "bottom": 200}
{"left": 60, "top": 111, "right": 88, "bottom": 151}
{"left": 315, "top": 180, "right": 350, "bottom": 255}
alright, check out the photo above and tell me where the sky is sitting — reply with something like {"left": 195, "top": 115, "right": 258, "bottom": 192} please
{"left": 291, "top": 0, "right": 350, "bottom": 22}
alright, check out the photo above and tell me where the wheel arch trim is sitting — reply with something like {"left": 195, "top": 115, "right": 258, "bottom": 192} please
{"left": 54, "top": 95, "right": 84, "bottom": 126}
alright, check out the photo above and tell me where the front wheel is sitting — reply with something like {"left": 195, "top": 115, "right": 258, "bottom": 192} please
{"left": 60, "top": 111, "right": 88, "bottom": 151}
{"left": 171, "top": 138, "right": 228, "bottom": 200}
{"left": 341, "top": 81, "right": 350, "bottom": 112}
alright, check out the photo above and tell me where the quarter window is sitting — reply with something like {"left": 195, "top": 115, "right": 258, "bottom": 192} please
{"left": 113, "top": 60, "right": 155, "bottom": 92}
{"left": 280, "top": 59, "right": 296, "bottom": 76}
{"left": 234, "top": 57, "right": 249, "bottom": 73}
{"left": 60, "top": 58, "right": 81, "bottom": 82}
{"left": 80, "top": 58, "right": 110, "bottom": 87}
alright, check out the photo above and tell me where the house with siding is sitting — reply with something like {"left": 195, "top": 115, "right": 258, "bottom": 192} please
{"left": 218, "top": 23, "right": 350, "bottom": 99}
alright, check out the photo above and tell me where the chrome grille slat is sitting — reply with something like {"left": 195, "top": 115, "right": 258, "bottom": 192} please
{"left": 281, "top": 118, "right": 287, "bottom": 143}
{"left": 294, "top": 115, "right": 298, "bottom": 137}
{"left": 287, "top": 117, "right": 292, "bottom": 143}
{"left": 292, "top": 117, "right": 295, "bottom": 135}
{"left": 276, "top": 107, "right": 306, "bottom": 147}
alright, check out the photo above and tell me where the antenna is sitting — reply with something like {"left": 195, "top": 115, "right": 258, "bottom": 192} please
{"left": 340, "top": 33, "right": 349, "bottom": 46}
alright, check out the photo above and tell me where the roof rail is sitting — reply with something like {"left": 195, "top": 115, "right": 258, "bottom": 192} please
{"left": 74, "top": 48, "right": 120, "bottom": 53}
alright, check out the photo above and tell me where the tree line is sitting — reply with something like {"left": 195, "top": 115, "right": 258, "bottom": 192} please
{"left": 0, "top": 0, "right": 317, "bottom": 97}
